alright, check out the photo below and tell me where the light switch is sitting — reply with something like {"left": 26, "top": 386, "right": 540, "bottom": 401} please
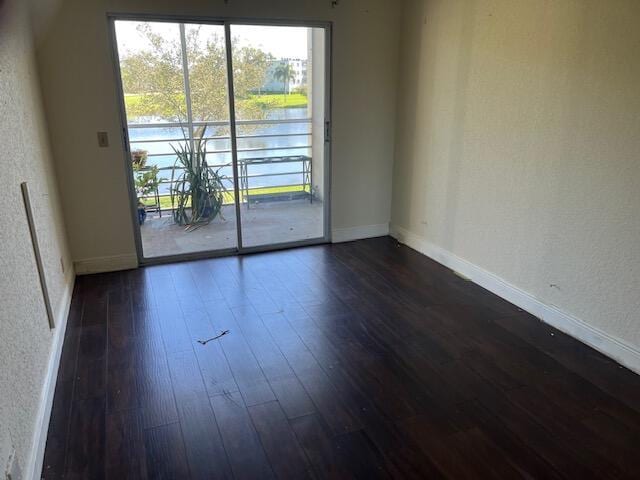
{"left": 97, "top": 131, "right": 109, "bottom": 147}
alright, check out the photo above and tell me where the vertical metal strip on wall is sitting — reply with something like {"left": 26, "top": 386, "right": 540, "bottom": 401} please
{"left": 21, "top": 182, "right": 55, "bottom": 329}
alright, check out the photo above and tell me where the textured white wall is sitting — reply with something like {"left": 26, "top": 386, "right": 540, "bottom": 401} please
{"left": 0, "top": 0, "right": 73, "bottom": 475}
{"left": 392, "top": 0, "right": 640, "bottom": 348}
{"left": 35, "top": 0, "right": 402, "bottom": 265}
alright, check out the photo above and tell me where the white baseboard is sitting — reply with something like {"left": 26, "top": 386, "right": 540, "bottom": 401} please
{"left": 74, "top": 253, "right": 138, "bottom": 275}
{"left": 24, "top": 277, "right": 75, "bottom": 480}
{"left": 332, "top": 223, "right": 389, "bottom": 243}
{"left": 390, "top": 224, "right": 640, "bottom": 375}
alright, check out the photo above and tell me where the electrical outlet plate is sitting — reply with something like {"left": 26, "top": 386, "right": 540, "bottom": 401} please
{"left": 97, "top": 131, "right": 109, "bottom": 147}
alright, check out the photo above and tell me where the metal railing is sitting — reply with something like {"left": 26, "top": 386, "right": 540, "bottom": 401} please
{"left": 129, "top": 118, "right": 314, "bottom": 215}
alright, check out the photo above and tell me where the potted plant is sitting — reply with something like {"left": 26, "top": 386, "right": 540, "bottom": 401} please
{"left": 170, "top": 130, "right": 227, "bottom": 230}
{"left": 131, "top": 149, "right": 148, "bottom": 169}
{"left": 135, "top": 165, "right": 162, "bottom": 223}
{"left": 131, "top": 149, "right": 162, "bottom": 225}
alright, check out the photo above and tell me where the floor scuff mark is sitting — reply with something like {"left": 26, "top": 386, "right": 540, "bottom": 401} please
{"left": 197, "top": 329, "right": 230, "bottom": 345}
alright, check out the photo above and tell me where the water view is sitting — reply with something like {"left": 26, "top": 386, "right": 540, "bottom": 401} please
{"left": 129, "top": 107, "right": 312, "bottom": 196}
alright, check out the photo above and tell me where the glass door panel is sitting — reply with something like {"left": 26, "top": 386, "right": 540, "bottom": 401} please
{"left": 114, "top": 20, "right": 238, "bottom": 259}
{"left": 230, "top": 25, "right": 327, "bottom": 248}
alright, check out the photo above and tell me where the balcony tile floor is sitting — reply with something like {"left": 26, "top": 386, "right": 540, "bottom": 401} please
{"left": 141, "top": 199, "right": 324, "bottom": 258}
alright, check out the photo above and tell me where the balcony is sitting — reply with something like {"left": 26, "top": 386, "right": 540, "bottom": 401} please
{"left": 140, "top": 199, "right": 323, "bottom": 257}
{"left": 131, "top": 117, "right": 325, "bottom": 258}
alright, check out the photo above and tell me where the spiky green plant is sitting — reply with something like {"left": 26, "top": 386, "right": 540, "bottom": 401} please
{"left": 170, "top": 131, "right": 227, "bottom": 229}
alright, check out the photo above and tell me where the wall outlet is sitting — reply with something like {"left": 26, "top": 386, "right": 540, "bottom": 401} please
{"left": 97, "top": 131, "right": 109, "bottom": 147}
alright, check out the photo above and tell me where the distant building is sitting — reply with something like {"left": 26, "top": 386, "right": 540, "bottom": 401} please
{"left": 261, "top": 58, "right": 308, "bottom": 93}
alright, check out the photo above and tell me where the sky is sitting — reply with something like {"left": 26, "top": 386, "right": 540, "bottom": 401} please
{"left": 115, "top": 21, "right": 309, "bottom": 60}
{"left": 232, "top": 25, "right": 308, "bottom": 59}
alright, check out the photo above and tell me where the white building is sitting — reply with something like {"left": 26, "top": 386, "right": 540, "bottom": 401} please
{"left": 261, "top": 57, "right": 308, "bottom": 93}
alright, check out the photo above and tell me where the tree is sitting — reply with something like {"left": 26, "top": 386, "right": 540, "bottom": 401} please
{"left": 120, "top": 23, "right": 272, "bottom": 130}
{"left": 273, "top": 62, "right": 296, "bottom": 98}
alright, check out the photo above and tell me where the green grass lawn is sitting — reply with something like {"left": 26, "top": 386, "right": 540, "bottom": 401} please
{"left": 247, "top": 93, "right": 308, "bottom": 109}
{"left": 141, "top": 185, "right": 310, "bottom": 210}
{"left": 125, "top": 92, "right": 308, "bottom": 117}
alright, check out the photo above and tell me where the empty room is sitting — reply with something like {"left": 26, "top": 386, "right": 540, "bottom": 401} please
{"left": 1, "top": 0, "right": 639, "bottom": 478}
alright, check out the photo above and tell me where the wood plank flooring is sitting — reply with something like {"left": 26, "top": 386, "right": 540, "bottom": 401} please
{"left": 42, "top": 237, "right": 640, "bottom": 479}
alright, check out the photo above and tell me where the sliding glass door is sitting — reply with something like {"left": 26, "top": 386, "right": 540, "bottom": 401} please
{"left": 230, "top": 25, "right": 327, "bottom": 248}
{"left": 112, "top": 18, "right": 329, "bottom": 261}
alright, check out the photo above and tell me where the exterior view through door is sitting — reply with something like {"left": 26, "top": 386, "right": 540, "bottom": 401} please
{"left": 113, "top": 19, "right": 329, "bottom": 260}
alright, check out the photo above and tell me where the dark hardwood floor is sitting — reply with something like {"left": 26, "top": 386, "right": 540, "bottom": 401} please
{"left": 42, "top": 237, "right": 640, "bottom": 479}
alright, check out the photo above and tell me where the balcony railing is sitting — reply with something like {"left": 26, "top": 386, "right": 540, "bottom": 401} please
{"left": 128, "top": 118, "right": 314, "bottom": 215}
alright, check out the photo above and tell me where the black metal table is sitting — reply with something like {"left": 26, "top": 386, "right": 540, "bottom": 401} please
{"left": 238, "top": 155, "right": 312, "bottom": 208}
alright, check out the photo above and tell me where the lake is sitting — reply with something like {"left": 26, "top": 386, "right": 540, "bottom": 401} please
{"left": 128, "top": 107, "right": 312, "bottom": 195}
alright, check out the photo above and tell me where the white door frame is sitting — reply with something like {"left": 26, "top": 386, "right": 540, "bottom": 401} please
{"left": 108, "top": 13, "right": 332, "bottom": 265}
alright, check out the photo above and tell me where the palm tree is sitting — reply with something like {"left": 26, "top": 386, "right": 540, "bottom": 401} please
{"left": 273, "top": 61, "right": 296, "bottom": 99}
